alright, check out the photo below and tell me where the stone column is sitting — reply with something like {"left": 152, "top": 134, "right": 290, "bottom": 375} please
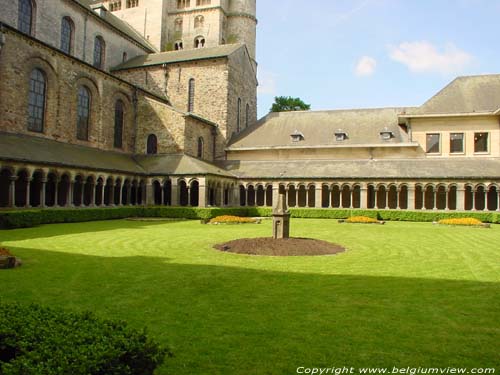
{"left": 349, "top": 187, "right": 354, "bottom": 209}
{"left": 145, "top": 179, "right": 154, "bottom": 206}
{"left": 444, "top": 187, "right": 449, "bottom": 211}
{"left": 407, "top": 185, "right": 415, "bottom": 210}
{"left": 101, "top": 183, "right": 106, "bottom": 207}
{"left": 68, "top": 180, "right": 74, "bottom": 207}
{"left": 54, "top": 177, "right": 60, "bottom": 207}
{"left": 199, "top": 179, "right": 207, "bottom": 208}
{"left": 40, "top": 178, "right": 47, "bottom": 208}
{"left": 433, "top": 188, "right": 438, "bottom": 210}
{"left": 8, "top": 176, "right": 17, "bottom": 208}
{"left": 109, "top": 181, "right": 116, "bottom": 206}
{"left": 295, "top": 186, "right": 299, "bottom": 208}
{"left": 374, "top": 188, "right": 379, "bottom": 209}
{"left": 497, "top": 190, "right": 500, "bottom": 212}
{"left": 80, "top": 182, "right": 85, "bottom": 207}
{"left": 483, "top": 189, "right": 488, "bottom": 212}
{"left": 384, "top": 188, "right": 388, "bottom": 210}
{"left": 90, "top": 182, "right": 96, "bottom": 207}
{"left": 315, "top": 183, "right": 323, "bottom": 208}
{"left": 456, "top": 185, "right": 465, "bottom": 211}
{"left": 25, "top": 178, "right": 32, "bottom": 208}
{"left": 171, "top": 178, "right": 179, "bottom": 206}
{"left": 360, "top": 184, "right": 368, "bottom": 209}
{"left": 470, "top": 188, "right": 475, "bottom": 211}
{"left": 117, "top": 182, "right": 123, "bottom": 206}
{"left": 126, "top": 183, "right": 132, "bottom": 206}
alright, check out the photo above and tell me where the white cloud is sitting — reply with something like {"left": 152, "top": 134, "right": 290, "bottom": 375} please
{"left": 389, "top": 41, "right": 473, "bottom": 75}
{"left": 257, "top": 69, "right": 277, "bottom": 95}
{"left": 355, "top": 56, "right": 377, "bottom": 77}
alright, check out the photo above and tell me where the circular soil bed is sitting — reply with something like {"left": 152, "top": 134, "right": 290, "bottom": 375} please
{"left": 214, "top": 237, "right": 345, "bottom": 257}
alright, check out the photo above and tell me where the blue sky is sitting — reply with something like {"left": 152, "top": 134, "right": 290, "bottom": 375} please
{"left": 255, "top": 0, "right": 500, "bottom": 118}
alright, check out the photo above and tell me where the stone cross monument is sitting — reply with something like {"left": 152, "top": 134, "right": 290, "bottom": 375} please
{"left": 272, "top": 193, "right": 290, "bottom": 239}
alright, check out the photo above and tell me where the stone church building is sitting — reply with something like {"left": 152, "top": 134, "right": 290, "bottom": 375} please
{"left": 0, "top": 0, "right": 499, "bottom": 212}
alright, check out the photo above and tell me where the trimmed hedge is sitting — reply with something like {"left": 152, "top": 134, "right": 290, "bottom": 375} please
{"left": 0, "top": 207, "right": 498, "bottom": 229}
{"left": 0, "top": 302, "right": 169, "bottom": 375}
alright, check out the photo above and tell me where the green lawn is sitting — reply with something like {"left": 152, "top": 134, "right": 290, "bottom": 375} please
{"left": 0, "top": 219, "right": 499, "bottom": 374}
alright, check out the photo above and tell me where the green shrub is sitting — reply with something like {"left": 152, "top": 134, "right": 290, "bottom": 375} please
{"left": 0, "top": 302, "right": 169, "bottom": 375}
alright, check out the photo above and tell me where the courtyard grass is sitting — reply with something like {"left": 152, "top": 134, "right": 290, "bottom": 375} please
{"left": 0, "top": 219, "right": 499, "bottom": 374}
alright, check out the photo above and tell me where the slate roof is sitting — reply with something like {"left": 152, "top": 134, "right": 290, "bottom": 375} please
{"left": 221, "top": 159, "right": 500, "bottom": 180}
{"left": 0, "top": 132, "right": 232, "bottom": 177}
{"left": 112, "top": 44, "right": 245, "bottom": 71}
{"left": 228, "top": 107, "right": 417, "bottom": 150}
{"left": 411, "top": 74, "right": 500, "bottom": 115}
{"left": 74, "top": 0, "right": 157, "bottom": 52}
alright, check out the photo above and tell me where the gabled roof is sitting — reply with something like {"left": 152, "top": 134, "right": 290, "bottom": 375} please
{"left": 412, "top": 74, "right": 500, "bottom": 115}
{"left": 74, "top": 0, "right": 157, "bottom": 52}
{"left": 112, "top": 44, "right": 245, "bottom": 71}
{"left": 134, "top": 154, "right": 235, "bottom": 177}
{"left": 228, "top": 107, "right": 417, "bottom": 150}
{"left": 220, "top": 158, "right": 500, "bottom": 180}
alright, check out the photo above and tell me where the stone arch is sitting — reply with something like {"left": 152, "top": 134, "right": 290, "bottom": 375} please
{"left": 341, "top": 184, "right": 351, "bottom": 208}
{"left": 297, "top": 184, "right": 307, "bottom": 208}
{"left": 256, "top": 184, "right": 265, "bottom": 206}
{"left": 14, "top": 169, "right": 30, "bottom": 207}
{"left": 487, "top": 185, "right": 498, "bottom": 211}
{"left": 153, "top": 180, "right": 162, "bottom": 205}
{"left": 179, "top": 179, "right": 189, "bottom": 206}
{"left": 190, "top": 180, "right": 199, "bottom": 207}
{"left": 415, "top": 184, "right": 424, "bottom": 210}
{"left": 307, "top": 184, "right": 315, "bottom": 207}
{"left": 376, "top": 185, "right": 387, "bottom": 209}
{"left": 239, "top": 185, "right": 246, "bottom": 206}
{"left": 163, "top": 179, "right": 172, "bottom": 206}
{"left": 464, "top": 185, "right": 474, "bottom": 211}
{"left": 83, "top": 176, "right": 95, "bottom": 206}
{"left": 474, "top": 185, "right": 486, "bottom": 211}
{"left": 331, "top": 184, "right": 341, "bottom": 208}
{"left": 352, "top": 184, "right": 361, "bottom": 209}
{"left": 424, "top": 185, "right": 435, "bottom": 210}
{"left": 435, "top": 185, "right": 447, "bottom": 210}
{"left": 114, "top": 178, "right": 122, "bottom": 206}
{"left": 0, "top": 168, "right": 13, "bottom": 207}
{"left": 45, "top": 172, "right": 58, "bottom": 207}
{"left": 287, "top": 184, "right": 297, "bottom": 207}
{"left": 265, "top": 185, "right": 273, "bottom": 207}
{"left": 247, "top": 184, "right": 256, "bottom": 206}
{"left": 367, "top": 184, "right": 376, "bottom": 209}
{"left": 321, "top": 184, "right": 330, "bottom": 208}
{"left": 398, "top": 184, "right": 408, "bottom": 210}
{"left": 30, "top": 169, "right": 45, "bottom": 207}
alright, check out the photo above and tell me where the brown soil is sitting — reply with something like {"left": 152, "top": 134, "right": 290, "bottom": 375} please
{"left": 0, "top": 248, "right": 13, "bottom": 256}
{"left": 214, "top": 237, "right": 345, "bottom": 257}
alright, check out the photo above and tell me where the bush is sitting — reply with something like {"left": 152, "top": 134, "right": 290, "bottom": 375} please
{"left": 345, "top": 216, "right": 379, "bottom": 224}
{"left": 0, "top": 303, "right": 169, "bottom": 375}
{"left": 438, "top": 218, "right": 483, "bottom": 226}
{"left": 209, "top": 215, "right": 258, "bottom": 224}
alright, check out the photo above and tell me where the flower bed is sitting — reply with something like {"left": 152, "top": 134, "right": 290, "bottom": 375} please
{"left": 0, "top": 247, "right": 21, "bottom": 269}
{"left": 437, "top": 218, "right": 490, "bottom": 228}
{"left": 339, "top": 216, "right": 385, "bottom": 225}
{"left": 208, "top": 215, "right": 260, "bottom": 225}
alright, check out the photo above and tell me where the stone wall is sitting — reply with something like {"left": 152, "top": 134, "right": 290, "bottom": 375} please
{"left": 0, "top": 0, "right": 153, "bottom": 71}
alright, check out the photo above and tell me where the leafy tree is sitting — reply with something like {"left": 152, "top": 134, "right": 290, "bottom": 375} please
{"left": 270, "top": 96, "right": 311, "bottom": 113}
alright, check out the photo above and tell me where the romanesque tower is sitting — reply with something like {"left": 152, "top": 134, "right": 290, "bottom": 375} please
{"left": 226, "top": 0, "right": 257, "bottom": 63}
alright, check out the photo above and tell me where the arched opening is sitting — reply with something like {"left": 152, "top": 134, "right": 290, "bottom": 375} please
{"left": 239, "top": 185, "right": 246, "bottom": 206}
{"left": 188, "top": 78, "right": 195, "bottom": 112}
{"left": 352, "top": 185, "right": 361, "bottom": 208}
{"left": 18, "top": 0, "right": 35, "bottom": 35}
{"left": 256, "top": 185, "right": 265, "bottom": 206}
{"left": 367, "top": 185, "right": 376, "bottom": 209}
{"left": 376, "top": 186, "right": 387, "bottom": 209}
{"left": 194, "top": 15, "right": 204, "bottom": 28}
{"left": 287, "top": 185, "right": 296, "bottom": 207}
{"left": 130, "top": 181, "right": 137, "bottom": 206}
{"left": 197, "top": 137, "right": 204, "bottom": 158}
{"left": 247, "top": 185, "right": 256, "bottom": 207}
{"left": 179, "top": 180, "right": 189, "bottom": 206}
{"left": 121, "top": 180, "right": 130, "bottom": 205}
{"left": 415, "top": 185, "right": 424, "bottom": 210}
{"left": 190, "top": 180, "right": 199, "bottom": 207}
{"left": 30, "top": 171, "right": 44, "bottom": 207}
{"left": 487, "top": 186, "right": 498, "bottom": 211}
{"left": 60, "top": 16, "right": 74, "bottom": 54}
{"left": 388, "top": 185, "right": 398, "bottom": 209}
{"left": 0, "top": 168, "right": 13, "bottom": 207}
{"left": 95, "top": 178, "right": 104, "bottom": 206}
{"left": 83, "top": 176, "right": 94, "bottom": 206}
{"left": 308, "top": 185, "right": 315, "bottom": 207}
{"left": 399, "top": 185, "right": 408, "bottom": 210}
{"left": 331, "top": 185, "right": 340, "bottom": 208}
{"left": 464, "top": 186, "right": 473, "bottom": 211}
{"left": 114, "top": 179, "right": 122, "bottom": 206}
{"left": 341, "top": 185, "right": 351, "bottom": 208}
{"left": 93, "top": 36, "right": 106, "bottom": 69}
{"left": 114, "top": 100, "right": 124, "bottom": 149}
{"left": 436, "top": 186, "right": 447, "bottom": 210}
{"left": 153, "top": 181, "right": 162, "bottom": 205}
{"left": 475, "top": 186, "right": 486, "bottom": 211}
{"left": 297, "top": 185, "right": 307, "bottom": 208}
{"left": 104, "top": 178, "right": 114, "bottom": 206}
{"left": 147, "top": 134, "right": 158, "bottom": 155}
{"left": 45, "top": 173, "right": 58, "bottom": 207}
{"left": 266, "top": 185, "right": 273, "bottom": 207}
{"left": 163, "top": 180, "right": 172, "bottom": 206}
{"left": 424, "top": 186, "right": 435, "bottom": 210}
{"left": 448, "top": 185, "right": 457, "bottom": 210}
{"left": 321, "top": 185, "right": 330, "bottom": 208}
{"left": 15, "top": 170, "right": 30, "bottom": 207}
{"left": 194, "top": 36, "right": 205, "bottom": 48}
{"left": 57, "top": 174, "right": 70, "bottom": 207}
{"left": 77, "top": 86, "right": 91, "bottom": 141}
{"left": 137, "top": 181, "right": 144, "bottom": 205}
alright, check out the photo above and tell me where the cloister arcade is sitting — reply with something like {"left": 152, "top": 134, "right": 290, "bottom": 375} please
{"left": 238, "top": 182, "right": 500, "bottom": 212}
{"left": 1, "top": 163, "right": 499, "bottom": 212}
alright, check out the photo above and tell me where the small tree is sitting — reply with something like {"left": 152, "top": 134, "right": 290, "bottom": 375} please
{"left": 270, "top": 96, "right": 311, "bottom": 113}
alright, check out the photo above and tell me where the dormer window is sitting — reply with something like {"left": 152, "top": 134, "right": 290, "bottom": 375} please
{"left": 380, "top": 128, "right": 394, "bottom": 141}
{"left": 291, "top": 130, "right": 304, "bottom": 143}
{"left": 335, "top": 130, "right": 348, "bottom": 142}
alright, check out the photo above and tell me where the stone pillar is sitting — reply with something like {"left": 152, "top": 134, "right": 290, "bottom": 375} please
{"left": 101, "top": 183, "right": 106, "bottom": 207}
{"left": 109, "top": 181, "right": 116, "bottom": 206}
{"left": 407, "top": 185, "right": 415, "bottom": 210}
{"left": 80, "top": 182, "right": 85, "bottom": 207}
{"left": 349, "top": 187, "right": 354, "bottom": 209}
{"left": 145, "top": 179, "right": 154, "bottom": 206}
{"left": 444, "top": 187, "right": 450, "bottom": 211}
{"left": 470, "top": 188, "right": 475, "bottom": 211}
{"left": 25, "top": 178, "right": 32, "bottom": 208}
{"left": 68, "top": 181, "right": 74, "bottom": 207}
{"left": 433, "top": 188, "right": 438, "bottom": 210}
{"left": 497, "top": 190, "right": 500, "bottom": 212}
{"left": 220, "top": 186, "right": 225, "bottom": 207}
{"left": 171, "top": 178, "right": 179, "bottom": 206}
{"left": 40, "top": 178, "right": 47, "bottom": 208}
{"left": 360, "top": 184, "right": 368, "bottom": 209}
{"left": 456, "top": 185, "right": 465, "bottom": 211}
{"left": 483, "top": 189, "right": 488, "bottom": 212}
{"left": 126, "top": 183, "right": 132, "bottom": 206}
{"left": 54, "top": 177, "right": 60, "bottom": 207}
{"left": 272, "top": 184, "right": 280, "bottom": 208}
{"left": 8, "top": 176, "right": 17, "bottom": 208}
{"left": 90, "top": 183, "right": 96, "bottom": 207}
{"left": 315, "top": 183, "right": 322, "bottom": 208}
{"left": 374, "top": 188, "right": 379, "bottom": 209}
{"left": 199, "top": 180, "right": 207, "bottom": 208}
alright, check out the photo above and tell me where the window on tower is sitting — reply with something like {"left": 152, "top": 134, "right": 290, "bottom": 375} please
{"left": 194, "top": 36, "right": 205, "bottom": 48}
{"left": 177, "top": 0, "right": 190, "bottom": 9}
{"left": 194, "top": 15, "right": 204, "bottom": 28}
{"left": 109, "top": 1, "right": 122, "bottom": 11}
{"left": 174, "top": 41, "right": 184, "bottom": 50}
{"left": 196, "top": 0, "right": 211, "bottom": 5}
{"left": 126, "top": 0, "right": 139, "bottom": 8}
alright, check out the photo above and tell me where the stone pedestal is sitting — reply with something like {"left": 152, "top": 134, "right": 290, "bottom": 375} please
{"left": 273, "top": 193, "right": 290, "bottom": 239}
